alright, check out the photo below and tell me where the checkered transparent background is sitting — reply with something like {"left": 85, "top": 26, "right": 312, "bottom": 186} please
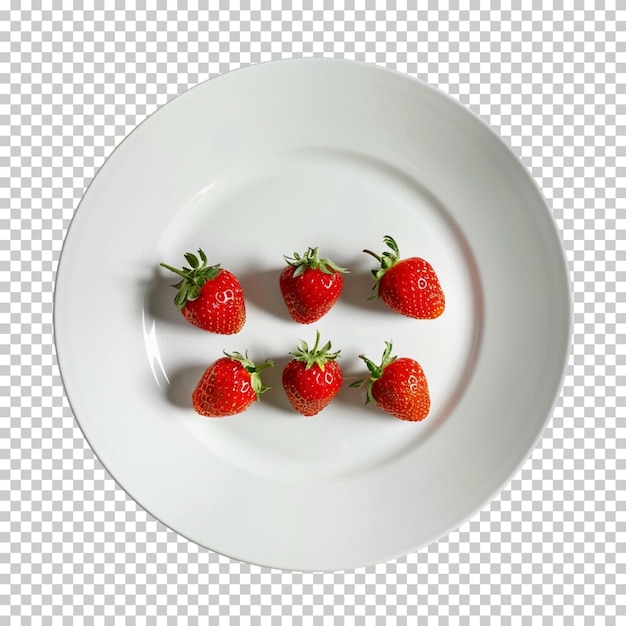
{"left": 2, "top": 4, "right": 624, "bottom": 623}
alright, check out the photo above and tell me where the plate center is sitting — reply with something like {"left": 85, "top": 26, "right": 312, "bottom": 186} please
{"left": 146, "top": 147, "right": 481, "bottom": 481}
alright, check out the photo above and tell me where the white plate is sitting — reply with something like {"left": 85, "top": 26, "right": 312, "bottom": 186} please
{"left": 55, "top": 58, "right": 571, "bottom": 571}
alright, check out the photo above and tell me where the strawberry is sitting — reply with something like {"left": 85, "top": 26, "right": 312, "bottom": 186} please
{"left": 351, "top": 341, "right": 430, "bottom": 422}
{"left": 192, "top": 351, "right": 274, "bottom": 417}
{"left": 363, "top": 235, "right": 445, "bottom": 319}
{"left": 279, "top": 247, "right": 348, "bottom": 324}
{"left": 160, "top": 249, "right": 246, "bottom": 334}
{"left": 282, "top": 330, "right": 343, "bottom": 416}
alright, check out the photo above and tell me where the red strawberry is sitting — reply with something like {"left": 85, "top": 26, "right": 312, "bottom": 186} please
{"left": 363, "top": 235, "right": 445, "bottom": 319}
{"left": 279, "top": 247, "right": 348, "bottom": 324}
{"left": 282, "top": 330, "right": 343, "bottom": 416}
{"left": 160, "top": 249, "right": 246, "bottom": 334}
{"left": 192, "top": 351, "right": 274, "bottom": 417}
{"left": 352, "top": 341, "right": 430, "bottom": 422}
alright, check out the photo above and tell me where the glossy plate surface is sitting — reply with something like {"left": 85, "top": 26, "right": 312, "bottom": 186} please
{"left": 55, "top": 58, "right": 571, "bottom": 571}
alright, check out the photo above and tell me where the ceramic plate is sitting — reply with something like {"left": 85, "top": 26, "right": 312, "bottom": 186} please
{"left": 54, "top": 58, "right": 571, "bottom": 571}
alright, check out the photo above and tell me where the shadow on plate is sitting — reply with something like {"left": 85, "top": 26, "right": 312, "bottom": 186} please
{"left": 260, "top": 354, "right": 298, "bottom": 415}
{"left": 238, "top": 266, "right": 293, "bottom": 322}
{"left": 335, "top": 256, "right": 397, "bottom": 316}
{"left": 164, "top": 363, "right": 207, "bottom": 410}
{"left": 331, "top": 367, "right": 397, "bottom": 423}
{"left": 142, "top": 266, "right": 186, "bottom": 326}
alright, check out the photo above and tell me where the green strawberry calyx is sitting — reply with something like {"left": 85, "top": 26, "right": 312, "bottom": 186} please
{"left": 362, "top": 235, "right": 401, "bottom": 300}
{"left": 284, "top": 247, "right": 349, "bottom": 278}
{"left": 160, "top": 248, "right": 221, "bottom": 311}
{"left": 290, "top": 330, "right": 341, "bottom": 372}
{"left": 350, "top": 340, "right": 397, "bottom": 404}
{"left": 224, "top": 350, "right": 275, "bottom": 398}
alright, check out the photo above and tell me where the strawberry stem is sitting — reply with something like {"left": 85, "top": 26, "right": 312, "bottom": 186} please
{"left": 350, "top": 341, "right": 397, "bottom": 404}
{"left": 225, "top": 350, "right": 275, "bottom": 398}
{"left": 284, "top": 247, "right": 349, "bottom": 277}
{"left": 160, "top": 249, "right": 221, "bottom": 311}
{"left": 362, "top": 249, "right": 382, "bottom": 262}
{"left": 363, "top": 235, "right": 402, "bottom": 299}
{"left": 290, "top": 329, "right": 341, "bottom": 372}
{"left": 159, "top": 262, "right": 190, "bottom": 280}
